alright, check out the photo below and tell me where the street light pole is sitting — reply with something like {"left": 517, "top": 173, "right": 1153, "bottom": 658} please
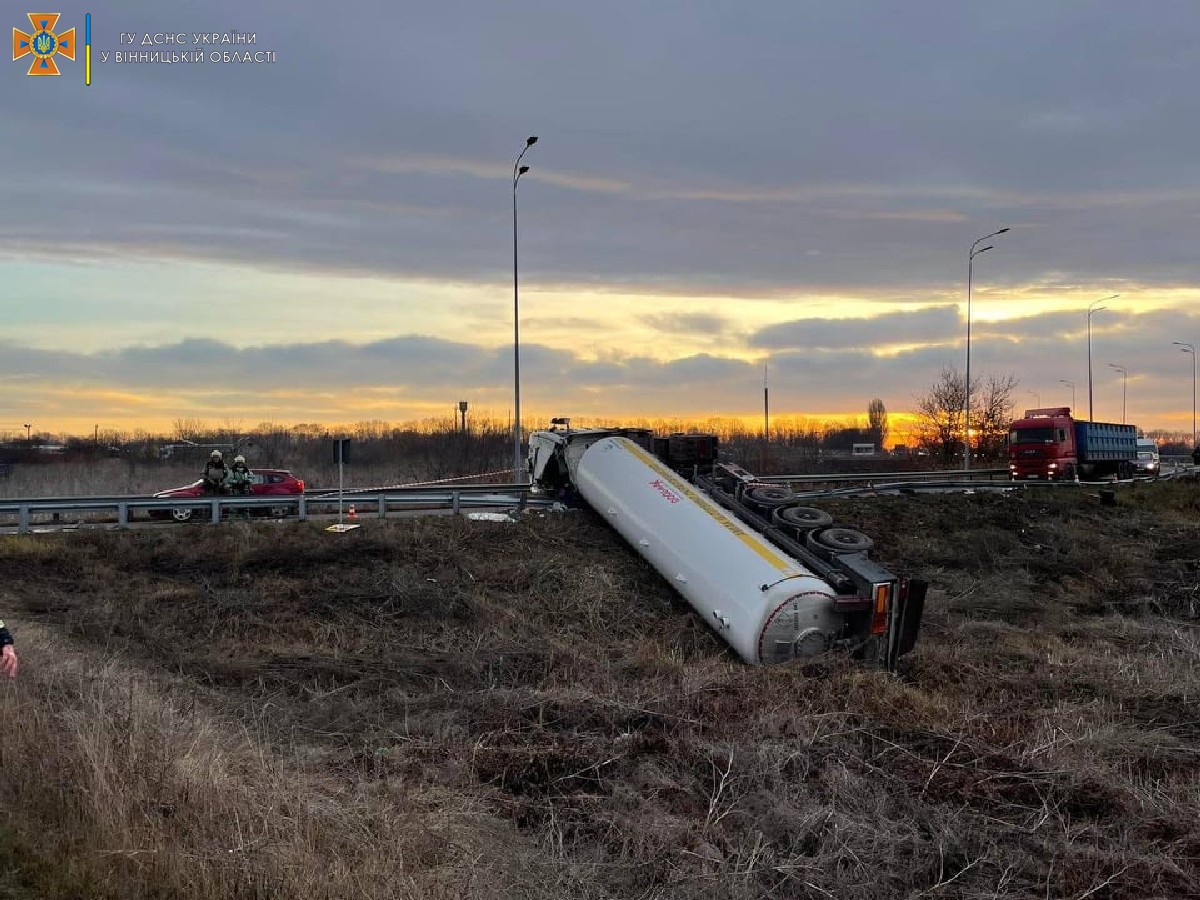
{"left": 963, "top": 227, "right": 1009, "bottom": 471}
{"left": 1107, "top": 363, "right": 1127, "bottom": 424}
{"left": 1086, "top": 294, "right": 1118, "bottom": 421}
{"left": 1173, "top": 341, "right": 1197, "bottom": 448}
{"left": 1028, "top": 390, "right": 1040, "bottom": 407}
{"left": 512, "top": 135, "right": 538, "bottom": 483}
{"left": 23, "top": 423, "right": 30, "bottom": 442}
{"left": 1059, "top": 379, "right": 1075, "bottom": 410}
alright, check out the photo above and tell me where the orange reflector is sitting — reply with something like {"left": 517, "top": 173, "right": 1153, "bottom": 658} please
{"left": 870, "top": 583, "right": 891, "bottom": 635}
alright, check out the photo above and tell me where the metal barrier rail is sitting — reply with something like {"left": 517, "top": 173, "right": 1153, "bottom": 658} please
{"left": 0, "top": 490, "right": 552, "bottom": 535}
{"left": 757, "top": 468, "right": 1010, "bottom": 484}
{"left": 0, "top": 482, "right": 531, "bottom": 505}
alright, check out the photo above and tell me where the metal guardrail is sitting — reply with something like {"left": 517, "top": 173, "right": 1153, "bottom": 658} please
{"left": 0, "top": 482, "right": 531, "bottom": 506}
{"left": 0, "top": 489, "right": 551, "bottom": 534}
{"left": 758, "top": 468, "right": 1010, "bottom": 484}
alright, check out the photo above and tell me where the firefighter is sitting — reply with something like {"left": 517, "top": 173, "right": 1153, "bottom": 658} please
{"left": 228, "top": 454, "right": 253, "bottom": 519}
{"left": 202, "top": 450, "right": 228, "bottom": 495}
{"left": 0, "top": 619, "right": 17, "bottom": 679}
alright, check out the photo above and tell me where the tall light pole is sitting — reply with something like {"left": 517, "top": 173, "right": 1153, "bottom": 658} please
{"left": 512, "top": 135, "right": 538, "bottom": 482}
{"left": 1028, "top": 390, "right": 1040, "bottom": 407}
{"left": 1086, "top": 294, "right": 1118, "bottom": 421}
{"left": 1059, "top": 379, "right": 1075, "bottom": 410}
{"left": 963, "top": 227, "right": 1009, "bottom": 470}
{"left": 1173, "top": 341, "right": 1196, "bottom": 448}
{"left": 23, "top": 423, "right": 30, "bottom": 442}
{"left": 1107, "top": 363, "right": 1127, "bottom": 424}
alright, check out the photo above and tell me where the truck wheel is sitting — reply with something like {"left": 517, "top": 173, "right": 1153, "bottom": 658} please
{"left": 743, "top": 485, "right": 795, "bottom": 510}
{"left": 811, "top": 527, "right": 874, "bottom": 554}
{"left": 773, "top": 505, "right": 834, "bottom": 533}
{"left": 171, "top": 508, "right": 194, "bottom": 522}
{"left": 1062, "top": 464, "right": 1076, "bottom": 482}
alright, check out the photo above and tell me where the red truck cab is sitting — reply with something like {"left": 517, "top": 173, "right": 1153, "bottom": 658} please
{"left": 1008, "top": 407, "right": 1078, "bottom": 481}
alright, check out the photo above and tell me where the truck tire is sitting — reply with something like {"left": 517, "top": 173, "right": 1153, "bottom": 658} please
{"left": 811, "top": 527, "right": 874, "bottom": 554}
{"left": 772, "top": 505, "right": 834, "bottom": 538}
{"left": 743, "top": 485, "right": 795, "bottom": 511}
{"left": 1062, "top": 464, "right": 1076, "bottom": 482}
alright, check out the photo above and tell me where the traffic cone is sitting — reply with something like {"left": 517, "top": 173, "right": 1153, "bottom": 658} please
{"left": 347, "top": 504, "right": 357, "bottom": 521}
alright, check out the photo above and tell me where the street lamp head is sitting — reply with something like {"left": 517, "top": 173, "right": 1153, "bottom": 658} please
{"left": 526, "top": 136, "right": 538, "bottom": 146}
{"left": 518, "top": 165, "right": 529, "bottom": 175}
{"left": 995, "top": 227, "right": 1010, "bottom": 235}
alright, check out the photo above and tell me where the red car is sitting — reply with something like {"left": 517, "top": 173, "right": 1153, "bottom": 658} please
{"left": 152, "top": 468, "right": 306, "bottom": 521}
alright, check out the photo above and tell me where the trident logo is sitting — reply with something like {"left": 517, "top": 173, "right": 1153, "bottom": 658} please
{"left": 12, "top": 12, "right": 75, "bottom": 76}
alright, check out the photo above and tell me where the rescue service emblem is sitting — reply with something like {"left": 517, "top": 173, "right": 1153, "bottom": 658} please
{"left": 12, "top": 12, "right": 75, "bottom": 75}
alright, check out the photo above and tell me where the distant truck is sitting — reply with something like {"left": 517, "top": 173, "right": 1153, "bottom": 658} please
{"left": 1008, "top": 407, "right": 1138, "bottom": 481}
{"left": 1133, "top": 438, "right": 1160, "bottom": 476}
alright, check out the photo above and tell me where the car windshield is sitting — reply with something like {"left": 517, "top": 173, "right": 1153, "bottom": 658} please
{"left": 1010, "top": 427, "right": 1055, "bottom": 444}
{"left": 1138, "top": 451, "right": 1155, "bottom": 459}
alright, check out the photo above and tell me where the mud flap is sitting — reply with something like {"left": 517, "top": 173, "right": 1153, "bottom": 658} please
{"left": 886, "top": 577, "right": 927, "bottom": 671}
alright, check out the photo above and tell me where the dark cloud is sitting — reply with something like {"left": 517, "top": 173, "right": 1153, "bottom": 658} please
{"left": 751, "top": 307, "right": 961, "bottom": 350}
{"left": 3, "top": 1, "right": 1200, "bottom": 292}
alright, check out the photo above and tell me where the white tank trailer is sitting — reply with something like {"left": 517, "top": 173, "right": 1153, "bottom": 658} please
{"left": 528, "top": 421, "right": 925, "bottom": 669}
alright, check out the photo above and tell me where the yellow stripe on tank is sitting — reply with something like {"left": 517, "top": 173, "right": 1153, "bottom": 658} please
{"left": 619, "top": 439, "right": 792, "bottom": 572}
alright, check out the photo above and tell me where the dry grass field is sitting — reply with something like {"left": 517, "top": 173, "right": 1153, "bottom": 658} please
{"left": 1, "top": 475, "right": 1199, "bottom": 899}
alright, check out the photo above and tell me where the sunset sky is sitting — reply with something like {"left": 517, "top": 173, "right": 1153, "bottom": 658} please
{"left": 3, "top": 0, "right": 1199, "bottom": 443}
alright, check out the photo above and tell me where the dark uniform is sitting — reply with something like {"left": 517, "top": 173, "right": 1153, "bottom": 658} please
{"left": 203, "top": 451, "right": 228, "bottom": 495}
{"left": 227, "top": 455, "right": 253, "bottom": 519}
{"left": 0, "top": 619, "right": 16, "bottom": 679}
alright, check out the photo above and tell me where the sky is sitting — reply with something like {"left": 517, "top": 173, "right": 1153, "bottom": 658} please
{"left": 3, "top": 0, "right": 1200, "bottom": 444}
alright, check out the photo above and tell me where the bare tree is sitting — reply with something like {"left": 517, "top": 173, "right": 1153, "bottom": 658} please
{"left": 867, "top": 398, "right": 889, "bottom": 449}
{"left": 913, "top": 368, "right": 966, "bottom": 464}
{"left": 913, "top": 367, "right": 1020, "bottom": 464}
{"left": 171, "top": 418, "right": 206, "bottom": 441}
{"left": 974, "top": 373, "right": 1019, "bottom": 460}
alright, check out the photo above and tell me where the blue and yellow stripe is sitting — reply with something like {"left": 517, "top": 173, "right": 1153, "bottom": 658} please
{"left": 85, "top": 13, "right": 91, "bottom": 84}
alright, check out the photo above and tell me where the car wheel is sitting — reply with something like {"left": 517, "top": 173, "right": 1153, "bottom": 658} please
{"left": 171, "top": 508, "right": 194, "bottom": 522}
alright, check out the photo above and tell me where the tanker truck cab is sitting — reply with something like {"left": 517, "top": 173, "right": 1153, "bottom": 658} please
{"left": 1008, "top": 408, "right": 1077, "bottom": 481}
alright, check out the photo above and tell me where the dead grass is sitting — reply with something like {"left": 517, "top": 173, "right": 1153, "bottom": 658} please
{"left": 1, "top": 478, "right": 1200, "bottom": 898}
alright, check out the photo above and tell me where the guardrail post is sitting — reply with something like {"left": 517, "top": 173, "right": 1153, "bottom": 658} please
{"left": 211, "top": 499, "right": 221, "bottom": 524}
{"left": 118, "top": 503, "right": 128, "bottom": 528}
{"left": 298, "top": 496, "right": 307, "bottom": 520}
{"left": 452, "top": 491, "right": 460, "bottom": 515}
{"left": 18, "top": 504, "right": 30, "bottom": 535}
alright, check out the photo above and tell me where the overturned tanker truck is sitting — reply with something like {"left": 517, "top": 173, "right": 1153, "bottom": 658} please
{"left": 528, "top": 420, "right": 925, "bottom": 671}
